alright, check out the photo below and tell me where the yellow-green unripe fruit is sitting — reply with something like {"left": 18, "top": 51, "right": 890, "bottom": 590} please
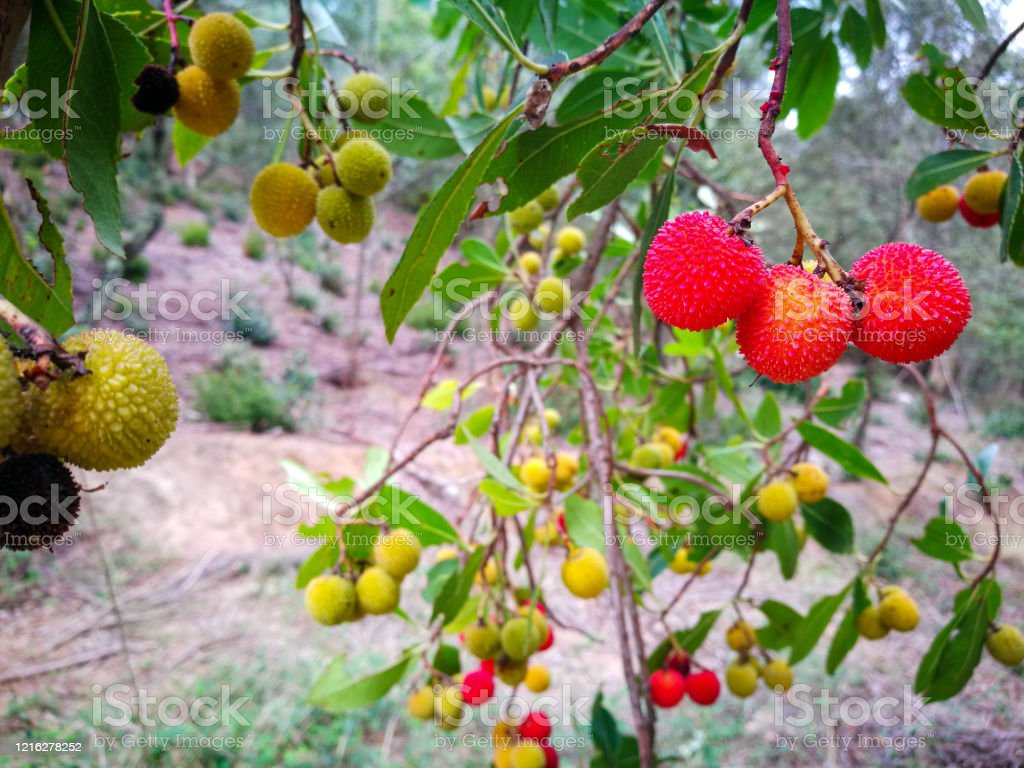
{"left": 879, "top": 589, "right": 919, "bottom": 632}
{"left": 304, "top": 574, "right": 356, "bottom": 625}
{"left": 407, "top": 686, "right": 435, "bottom": 719}
{"left": 562, "top": 546, "right": 609, "bottom": 598}
{"left": 509, "top": 296, "right": 540, "bottom": 331}
{"left": 0, "top": 344, "right": 21, "bottom": 450}
{"left": 333, "top": 128, "right": 372, "bottom": 150}
{"left": 520, "top": 457, "right": 551, "bottom": 493}
{"left": 339, "top": 71, "right": 390, "bottom": 124}
{"left": 313, "top": 154, "right": 342, "bottom": 188}
{"left": 790, "top": 462, "right": 828, "bottom": 503}
{"left": 481, "top": 86, "right": 498, "bottom": 112}
{"left": 726, "top": 660, "right": 759, "bottom": 698}
{"left": 554, "top": 452, "right": 577, "bottom": 490}
{"left": 544, "top": 408, "right": 561, "bottom": 429}
{"left": 336, "top": 138, "right": 392, "bottom": 196}
{"left": 669, "top": 546, "right": 711, "bottom": 575}
{"left": 757, "top": 480, "right": 798, "bottom": 522}
{"left": 916, "top": 185, "right": 959, "bottom": 222}
{"left": 656, "top": 426, "right": 684, "bottom": 454}
{"left": 316, "top": 187, "right": 375, "bottom": 244}
{"left": 355, "top": 566, "right": 400, "bottom": 614}
{"left": 519, "top": 251, "right": 542, "bottom": 275}
{"left": 528, "top": 223, "right": 550, "bottom": 250}
{"left": 436, "top": 685, "right": 464, "bottom": 730}
{"left": 188, "top": 12, "right": 254, "bottom": 80}
{"left": 173, "top": 65, "right": 240, "bottom": 137}
{"left": 509, "top": 744, "right": 546, "bottom": 768}
{"left": 495, "top": 657, "right": 527, "bottom": 685}
{"left": 373, "top": 530, "right": 421, "bottom": 580}
{"left": 556, "top": 225, "right": 585, "bottom": 254}
{"left": 536, "top": 186, "right": 560, "bottom": 211}
{"left": 963, "top": 170, "right": 1008, "bottom": 215}
{"left": 726, "top": 620, "right": 757, "bottom": 652}
{"left": 534, "top": 276, "right": 569, "bottom": 315}
{"left": 986, "top": 625, "right": 1024, "bottom": 667}
{"left": 653, "top": 441, "right": 674, "bottom": 466}
{"left": 35, "top": 331, "right": 178, "bottom": 471}
{"left": 250, "top": 163, "right": 319, "bottom": 237}
{"left": 856, "top": 604, "right": 889, "bottom": 639}
{"left": 762, "top": 658, "right": 794, "bottom": 692}
{"left": 631, "top": 442, "right": 664, "bottom": 469}
{"left": 464, "top": 621, "right": 502, "bottom": 659}
{"left": 508, "top": 201, "right": 544, "bottom": 234}
{"left": 500, "top": 616, "right": 544, "bottom": 660}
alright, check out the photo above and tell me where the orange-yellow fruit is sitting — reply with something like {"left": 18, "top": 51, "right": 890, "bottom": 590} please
{"left": 354, "top": 566, "right": 400, "bottom": 614}
{"left": 519, "top": 251, "right": 542, "bottom": 275}
{"left": 561, "top": 547, "right": 608, "bottom": 598}
{"left": 373, "top": 530, "right": 422, "bottom": 580}
{"left": 915, "top": 185, "right": 959, "bottom": 222}
{"left": 188, "top": 12, "right": 254, "bottom": 80}
{"left": 669, "top": 547, "right": 711, "bottom": 575}
{"left": 509, "top": 743, "right": 546, "bottom": 768}
{"left": 250, "top": 163, "right": 319, "bottom": 238}
{"left": 986, "top": 625, "right": 1024, "bottom": 667}
{"left": 524, "top": 663, "right": 551, "bottom": 692}
{"left": 878, "top": 588, "right": 919, "bottom": 632}
{"left": 790, "top": 462, "right": 828, "bottom": 503}
{"left": 726, "top": 620, "right": 756, "bottom": 652}
{"left": 762, "top": 658, "right": 793, "bottom": 692}
{"left": 304, "top": 574, "right": 356, "bottom": 625}
{"left": 963, "top": 170, "right": 1008, "bottom": 215}
{"left": 856, "top": 604, "right": 889, "bottom": 640}
{"left": 173, "top": 65, "right": 240, "bottom": 137}
{"left": 736, "top": 264, "right": 853, "bottom": 384}
{"left": 335, "top": 138, "right": 392, "bottom": 197}
{"left": 0, "top": 344, "right": 22, "bottom": 450}
{"left": 407, "top": 685, "right": 435, "bottom": 719}
{"left": 556, "top": 225, "right": 585, "bottom": 254}
{"left": 521, "top": 457, "right": 552, "bottom": 493}
{"left": 553, "top": 452, "right": 578, "bottom": 490}
{"left": 726, "top": 659, "right": 760, "bottom": 698}
{"left": 756, "top": 481, "right": 798, "bottom": 522}
{"left": 316, "top": 186, "right": 374, "bottom": 244}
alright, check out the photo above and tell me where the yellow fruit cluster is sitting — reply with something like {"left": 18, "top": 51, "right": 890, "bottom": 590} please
{"left": 562, "top": 546, "right": 608, "bottom": 599}
{"left": 406, "top": 683, "right": 463, "bottom": 730}
{"left": 520, "top": 452, "right": 578, "bottom": 495}
{"left": 756, "top": 462, "right": 829, "bottom": 523}
{"left": 915, "top": 170, "right": 1008, "bottom": 226}
{"left": 174, "top": 14, "right": 253, "bottom": 136}
{"left": 721, "top": 616, "right": 794, "bottom": 699}
{"left": 857, "top": 586, "right": 920, "bottom": 640}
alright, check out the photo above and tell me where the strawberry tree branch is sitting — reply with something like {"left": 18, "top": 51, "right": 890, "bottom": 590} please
{"left": 978, "top": 18, "right": 1024, "bottom": 82}
{"left": 0, "top": 295, "right": 87, "bottom": 378}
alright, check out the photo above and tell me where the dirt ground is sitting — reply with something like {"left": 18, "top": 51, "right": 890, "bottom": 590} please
{"left": 1, "top": 201, "right": 1023, "bottom": 768}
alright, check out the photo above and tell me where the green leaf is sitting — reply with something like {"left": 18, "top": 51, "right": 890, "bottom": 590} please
{"left": 432, "top": 545, "right": 488, "bottom": 624}
{"left": 26, "top": 0, "right": 77, "bottom": 159}
{"left": 954, "top": 0, "right": 987, "bottom": 33}
{"left": 423, "top": 379, "right": 460, "bottom": 411}
{"left": 568, "top": 130, "right": 668, "bottom": 220}
{"left": 826, "top": 580, "right": 868, "bottom": 674}
{"left": 363, "top": 485, "right": 459, "bottom": 546}
{"left": 753, "top": 392, "right": 782, "bottom": 438}
{"left": 590, "top": 692, "right": 621, "bottom": 760}
{"left": 757, "top": 600, "right": 804, "bottom": 651}
{"left": 801, "top": 498, "right": 855, "bottom": 554}
{"left": 556, "top": 69, "right": 638, "bottom": 124}
{"left": 464, "top": 431, "right": 525, "bottom": 490}
{"left": 633, "top": 157, "right": 676, "bottom": 353}
{"left": 647, "top": 610, "right": 722, "bottom": 671}
{"left": 356, "top": 94, "right": 461, "bottom": 159}
{"left": 432, "top": 644, "right": 462, "bottom": 677}
{"left": 295, "top": 542, "right": 340, "bottom": 588}
{"left": 564, "top": 495, "right": 605, "bottom": 551}
{"left": 449, "top": 0, "right": 525, "bottom": 59}
{"left": 663, "top": 328, "right": 707, "bottom": 357}
{"left": 172, "top": 120, "right": 211, "bottom": 167}
{"left": 921, "top": 581, "right": 993, "bottom": 700}
{"left": 422, "top": 558, "right": 459, "bottom": 603}
{"left": 341, "top": 524, "right": 377, "bottom": 562}
{"left": 621, "top": 529, "right": 652, "bottom": 593}
{"left": 381, "top": 107, "right": 522, "bottom": 341}
{"left": 905, "top": 149, "right": 999, "bottom": 200}
{"left": 911, "top": 514, "right": 973, "bottom": 563}
{"left": 1000, "top": 151, "right": 1024, "bottom": 266}
{"left": 797, "top": 422, "right": 886, "bottom": 483}
{"left": 480, "top": 478, "right": 531, "bottom": 517}
{"left": 307, "top": 650, "right": 417, "bottom": 712}
{"left": 763, "top": 519, "right": 799, "bottom": 579}
{"left": 864, "top": 0, "right": 886, "bottom": 47}
{"left": 790, "top": 587, "right": 850, "bottom": 665}
{"left": 63, "top": 0, "right": 125, "bottom": 256}
{"left": 813, "top": 380, "right": 866, "bottom": 427}
{"left": 901, "top": 73, "right": 988, "bottom": 132}
{"left": 838, "top": 7, "right": 872, "bottom": 69}
{"left": 795, "top": 34, "right": 841, "bottom": 138}
{"left": 455, "top": 405, "right": 495, "bottom": 444}
{"left": 99, "top": 11, "right": 152, "bottom": 132}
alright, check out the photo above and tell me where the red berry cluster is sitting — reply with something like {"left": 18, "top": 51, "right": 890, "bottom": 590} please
{"left": 649, "top": 653, "right": 721, "bottom": 709}
{"left": 643, "top": 211, "right": 972, "bottom": 381}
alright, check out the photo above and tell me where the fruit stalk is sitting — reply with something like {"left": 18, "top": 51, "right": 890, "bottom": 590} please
{"left": 0, "top": 295, "right": 86, "bottom": 377}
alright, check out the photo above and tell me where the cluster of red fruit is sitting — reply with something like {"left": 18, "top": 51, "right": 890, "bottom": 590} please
{"left": 916, "top": 169, "right": 1006, "bottom": 228}
{"left": 648, "top": 652, "right": 721, "bottom": 708}
{"left": 642, "top": 211, "right": 971, "bottom": 383}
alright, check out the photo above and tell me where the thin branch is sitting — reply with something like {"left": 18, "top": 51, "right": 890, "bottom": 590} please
{"left": 978, "top": 18, "right": 1024, "bottom": 82}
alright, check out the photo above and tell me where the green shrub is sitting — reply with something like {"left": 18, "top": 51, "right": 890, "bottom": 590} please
{"left": 318, "top": 262, "right": 346, "bottom": 296}
{"left": 291, "top": 290, "right": 318, "bottom": 311}
{"left": 984, "top": 405, "right": 1024, "bottom": 439}
{"left": 230, "top": 299, "right": 277, "bottom": 347}
{"left": 180, "top": 221, "right": 211, "bottom": 247}
{"left": 121, "top": 254, "right": 151, "bottom": 283}
{"left": 244, "top": 231, "right": 266, "bottom": 260}
{"left": 193, "top": 353, "right": 317, "bottom": 433}
{"left": 320, "top": 313, "right": 342, "bottom": 335}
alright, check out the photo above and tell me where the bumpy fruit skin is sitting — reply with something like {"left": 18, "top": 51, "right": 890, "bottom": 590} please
{"left": 655, "top": 426, "right": 684, "bottom": 456}
{"left": 553, "top": 452, "right": 578, "bottom": 490}
{"left": 495, "top": 657, "right": 527, "bottom": 685}
{"left": 986, "top": 625, "right": 1024, "bottom": 667}
{"left": 650, "top": 669, "right": 686, "bottom": 708}
{"left": 509, "top": 202, "right": 545, "bottom": 234}
{"left": 856, "top": 604, "right": 889, "bottom": 640}
{"left": 501, "top": 616, "right": 545, "bottom": 660}
{"left": 534, "top": 277, "right": 569, "bottom": 315}
{"left": 757, "top": 481, "right": 798, "bottom": 522}
{"left": 686, "top": 670, "right": 721, "bottom": 706}
{"left": 304, "top": 574, "right": 356, "bottom": 625}
{"left": 556, "top": 226, "right": 585, "bottom": 254}
{"left": 669, "top": 547, "right": 711, "bottom": 575}
{"left": 643, "top": 211, "right": 765, "bottom": 331}
{"left": 509, "top": 743, "right": 547, "bottom": 768}
{"left": 850, "top": 243, "right": 971, "bottom": 364}
{"left": 339, "top": 72, "right": 390, "bottom": 123}
{"left": 465, "top": 621, "right": 502, "bottom": 659}
{"left": 762, "top": 658, "right": 794, "bottom": 692}
{"left": 173, "top": 66, "right": 240, "bottom": 137}
{"left": 0, "top": 344, "right": 21, "bottom": 450}
{"left": 790, "top": 462, "right": 828, "bottom": 503}
{"left": 407, "top": 686, "right": 435, "bottom": 720}
{"left": 250, "top": 163, "right": 320, "bottom": 238}
{"left": 436, "top": 685, "right": 463, "bottom": 730}
{"left": 916, "top": 186, "right": 959, "bottom": 222}
{"left": 562, "top": 547, "right": 609, "bottom": 598}
{"left": 131, "top": 64, "right": 180, "bottom": 114}
{"left": 963, "top": 170, "right": 1008, "bottom": 215}
{"left": 316, "top": 186, "right": 375, "bottom": 244}
{"left": 958, "top": 196, "right": 1000, "bottom": 228}
{"left": 373, "top": 530, "right": 421, "bottom": 580}
{"left": 726, "top": 660, "right": 759, "bottom": 698}
{"left": 536, "top": 186, "right": 560, "bottom": 212}
{"left": 36, "top": 331, "right": 178, "bottom": 471}
{"left": 509, "top": 296, "right": 540, "bottom": 331}
{"left": 726, "top": 620, "right": 757, "bottom": 653}
{"left": 354, "top": 566, "right": 400, "bottom": 614}
{"left": 336, "top": 138, "right": 392, "bottom": 197}
{"left": 525, "top": 664, "right": 551, "bottom": 692}
{"left": 520, "top": 711, "right": 552, "bottom": 741}
{"left": 188, "top": 13, "right": 254, "bottom": 80}
{"left": 631, "top": 443, "right": 664, "bottom": 469}
{"left": 879, "top": 589, "right": 919, "bottom": 632}
{"left": 521, "top": 457, "right": 552, "bottom": 493}
{"left": 462, "top": 669, "right": 496, "bottom": 705}
{"left": 736, "top": 264, "right": 853, "bottom": 384}
{"left": 0, "top": 454, "right": 81, "bottom": 550}
{"left": 520, "top": 251, "right": 543, "bottom": 275}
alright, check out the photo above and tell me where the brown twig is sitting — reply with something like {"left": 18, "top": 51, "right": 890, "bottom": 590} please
{"left": 978, "top": 19, "right": 1024, "bottom": 82}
